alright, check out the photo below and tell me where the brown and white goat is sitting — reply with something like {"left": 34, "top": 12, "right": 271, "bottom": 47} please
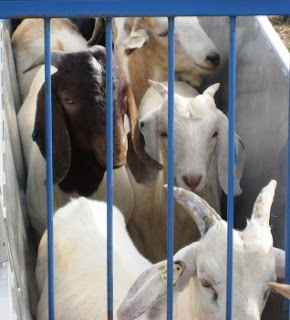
{"left": 113, "top": 17, "right": 220, "bottom": 106}
{"left": 17, "top": 46, "right": 162, "bottom": 242}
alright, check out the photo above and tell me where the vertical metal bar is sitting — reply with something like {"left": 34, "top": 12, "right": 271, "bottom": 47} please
{"left": 285, "top": 68, "right": 290, "bottom": 319}
{"left": 44, "top": 18, "right": 55, "bottom": 320}
{"left": 105, "top": 17, "right": 114, "bottom": 320}
{"left": 226, "top": 16, "right": 236, "bottom": 320}
{"left": 167, "top": 16, "right": 175, "bottom": 320}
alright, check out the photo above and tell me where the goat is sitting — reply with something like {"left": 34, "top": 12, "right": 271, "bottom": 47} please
{"left": 113, "top": 17, "right": 220, "bottom": 106}
{"left": 17, "top": 47, "right": 162, "bottom": 242}
{"left": 126, "top": 80, "right": 245, "bottom": 262}
{"left": 35, "top": 181, "right": 285, "bottom": 320}
{"left": 12, "top": 18, "right": 89, "bottom": 101}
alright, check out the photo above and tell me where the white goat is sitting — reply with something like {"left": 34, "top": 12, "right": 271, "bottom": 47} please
{"left": 12, "top": 18, "right": 88, "bottom": 101}
{"left": 36, "top": 181, "right": 285, "bottom": 320}
{"left": 126, "top": 80, "right": 245, "bottom": 262}
{"left": 113, "top": 17, "right": 220, "bottom": 106}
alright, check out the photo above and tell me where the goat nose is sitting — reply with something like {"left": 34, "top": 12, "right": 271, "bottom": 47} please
{"left": 182, "top": 175, "right": 202, "bottom": 191}
{"left": 206, "top": 52, "right": 220, "bottom": 67}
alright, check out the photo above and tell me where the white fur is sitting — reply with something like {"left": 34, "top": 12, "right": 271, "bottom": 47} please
{"left": 113, "top": 17, "right": 220, "bottom": 106}
{"left": 117, "top": 181, "right": 285, "bottom": 320}
{"left": 36, "top": 182, "right": 285, "bottom": 320}
{"left": 127, "top": 81, "right": 245, "bottom": 262}
{"left": 12, "top": 18, "right": 89, "bottom": 101}
{"left": 36, "top": 198, "right": 151, "bottom": 320}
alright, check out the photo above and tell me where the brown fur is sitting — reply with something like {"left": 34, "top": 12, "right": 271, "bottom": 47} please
{"left": 34, "top": 48, "right": 162, "bottom": 196}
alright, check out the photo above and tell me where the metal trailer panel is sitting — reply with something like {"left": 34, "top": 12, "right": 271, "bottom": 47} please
{"left": 199, "top": 15, "right": 289, "bottom": 319}
{"left": 0, "top": 13, "right": 289, "bottom": 320}
{"left": 0, "top": 20, "right": 37, "bottom": 320}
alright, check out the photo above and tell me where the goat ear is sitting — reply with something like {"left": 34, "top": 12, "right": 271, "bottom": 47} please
{"left": 125, "top": 19, "right": 149, "bottom": 55}
{"left": 126, "top": 88, "right": 163, "bottom": 187}
{"left": 273, "top": 247, "right": 285, "bottom": 278}
{"left": 117, "top": 243, "right": 198, "bottom": 320}
{"left": 216, "top": 110, "right": 246, "bottom": 196}
{"left": 148, "top": 79, "right": 168, "bottom": 100}
{"left": 203, "top": 83, "right": 220, "bottom": 97}
{"left": 35, "top": 75, "right": 71, "bottom": 185}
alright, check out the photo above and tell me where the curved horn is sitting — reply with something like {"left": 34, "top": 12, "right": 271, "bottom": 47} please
{"left": 164, "top": 185, "right": 221, "bottom": 236}
{"left": 251, "top": 180, "right": 277, "bottom": 225}
{"left": 88, "top": 18, "right": 105, "bottom": 46}
{"left": 268, "top": 282, "right": 290, "bottom": 299}
{"left": 23, "top": 50, "right": 65, "bottom": 73}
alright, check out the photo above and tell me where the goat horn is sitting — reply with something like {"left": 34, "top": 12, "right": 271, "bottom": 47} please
{"left": 251, "top": 180, "right": 277, "bottom": 225}
{"left": 164, "top": 185, "right": 221, "bottom": 236}
{"left": 23, "top": 50, "right": 65, "bottom": 73}
{"left": 268, "top": 282, "right": 290, "bottom": 299}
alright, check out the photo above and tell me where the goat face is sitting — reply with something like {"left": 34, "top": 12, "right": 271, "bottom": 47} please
{"left": 120, "top": 17, "right": 220, "bottom": 86}
{"left": 118, "top": 181, "right": 285, "bottom": 320}
{"left": 33, "top": 47, "right": 162, "bottom": 196}
{"left": 138, "top": 81, "right": 245, "bottom": 196}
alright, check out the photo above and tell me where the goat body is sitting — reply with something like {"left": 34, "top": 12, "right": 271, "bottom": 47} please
{"left": 16, "top": 20, "right": 162, "bottom": 242}
{"left": 36, "top": 181, "right": 285, "bottom": 320}
{"left": 127, "top": 80, "right": 245, "bottom": 262}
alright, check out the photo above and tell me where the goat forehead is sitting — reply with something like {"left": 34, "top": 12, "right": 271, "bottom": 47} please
{"left": 198, "top": 223, "right": 275, "bottom": 279}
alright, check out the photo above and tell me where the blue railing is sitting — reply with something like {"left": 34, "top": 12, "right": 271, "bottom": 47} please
{"left": 0, "top": 1, "right": 289, "bottom": 319}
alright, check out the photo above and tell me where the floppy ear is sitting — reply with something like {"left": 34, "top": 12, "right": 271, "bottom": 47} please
{"left": 125, "top": 18, "right": 149, "bottom": 55}
{"left": 216, "top": 110, "right": 246, "bottom": 196}
{"left": 117, "top": 243, "right": 198, "bottom": 320}
{"left": 126, "top": 87, "right": 163, "bottom": 187}
{"left": 34, "top": 75, "right": 71, "bottom": 185}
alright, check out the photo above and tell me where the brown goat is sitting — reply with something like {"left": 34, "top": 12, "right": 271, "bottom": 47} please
{"left": 17, "top": 45, "right": 162, "bottom": 240}
{"left": 32, "top": 46, "right": 162, "bottom": 196}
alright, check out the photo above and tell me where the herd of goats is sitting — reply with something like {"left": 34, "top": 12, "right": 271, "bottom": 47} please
{"left": 9, "top": 17, "right": 289, "bottom": 319}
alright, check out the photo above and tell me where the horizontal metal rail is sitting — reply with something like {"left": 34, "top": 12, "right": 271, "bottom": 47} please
{"left": 0, "top": 0, "right": 289, "bottom": 18}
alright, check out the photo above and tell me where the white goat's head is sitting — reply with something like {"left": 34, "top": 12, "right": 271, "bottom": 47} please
{"left": 118, "top": 181, "right": 285, "bottom": 320}
{"left": 138, "top": 81, "right": 245, "bottom": 195}
{"left": 115, "top": 17, "right": 220, "bottom": 86}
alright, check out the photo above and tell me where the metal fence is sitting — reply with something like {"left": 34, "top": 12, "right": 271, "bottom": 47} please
{"left": 0, "top": 1, "right": 289, "bottom": 319}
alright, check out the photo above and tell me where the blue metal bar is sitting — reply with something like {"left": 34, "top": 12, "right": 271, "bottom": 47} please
{"left": 226, "top": 16, "right": 236, "bottom": 320}
{"left": 167, "top": 16, "right": 175, "bottom": 320}
{"left": 44, "top": 17, "right": 55, "bottom": 320}
{"left": 0, "top": 0, "right": 289, "bottom": 18}
{"left": 285, "top": 69, "right": 290, "bottom": 319}
{"left": 105, "top": 17, "right": 114, "bottom": 320}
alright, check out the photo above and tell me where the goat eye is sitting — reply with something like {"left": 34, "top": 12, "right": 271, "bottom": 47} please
{"left": 201, "top": 279, "right": 213, "bottom": 289}
{"left": 65, "top": 97, "right": 75, "bottom": 104}
{"left": 212, "top": 131, "right": 218, "bottom": 138}
{"left": 158, "top": 30, "right": 168, "bottom": 37}
{"left": 160, "top": 132, "right": 168, "bottom": 138}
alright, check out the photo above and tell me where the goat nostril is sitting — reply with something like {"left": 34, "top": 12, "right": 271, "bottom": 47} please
{"left": 206, "top": 53, "right": 220, "bottom": 67}
{"left": 182, "top": 175, "right": 202, "bottom": 191}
